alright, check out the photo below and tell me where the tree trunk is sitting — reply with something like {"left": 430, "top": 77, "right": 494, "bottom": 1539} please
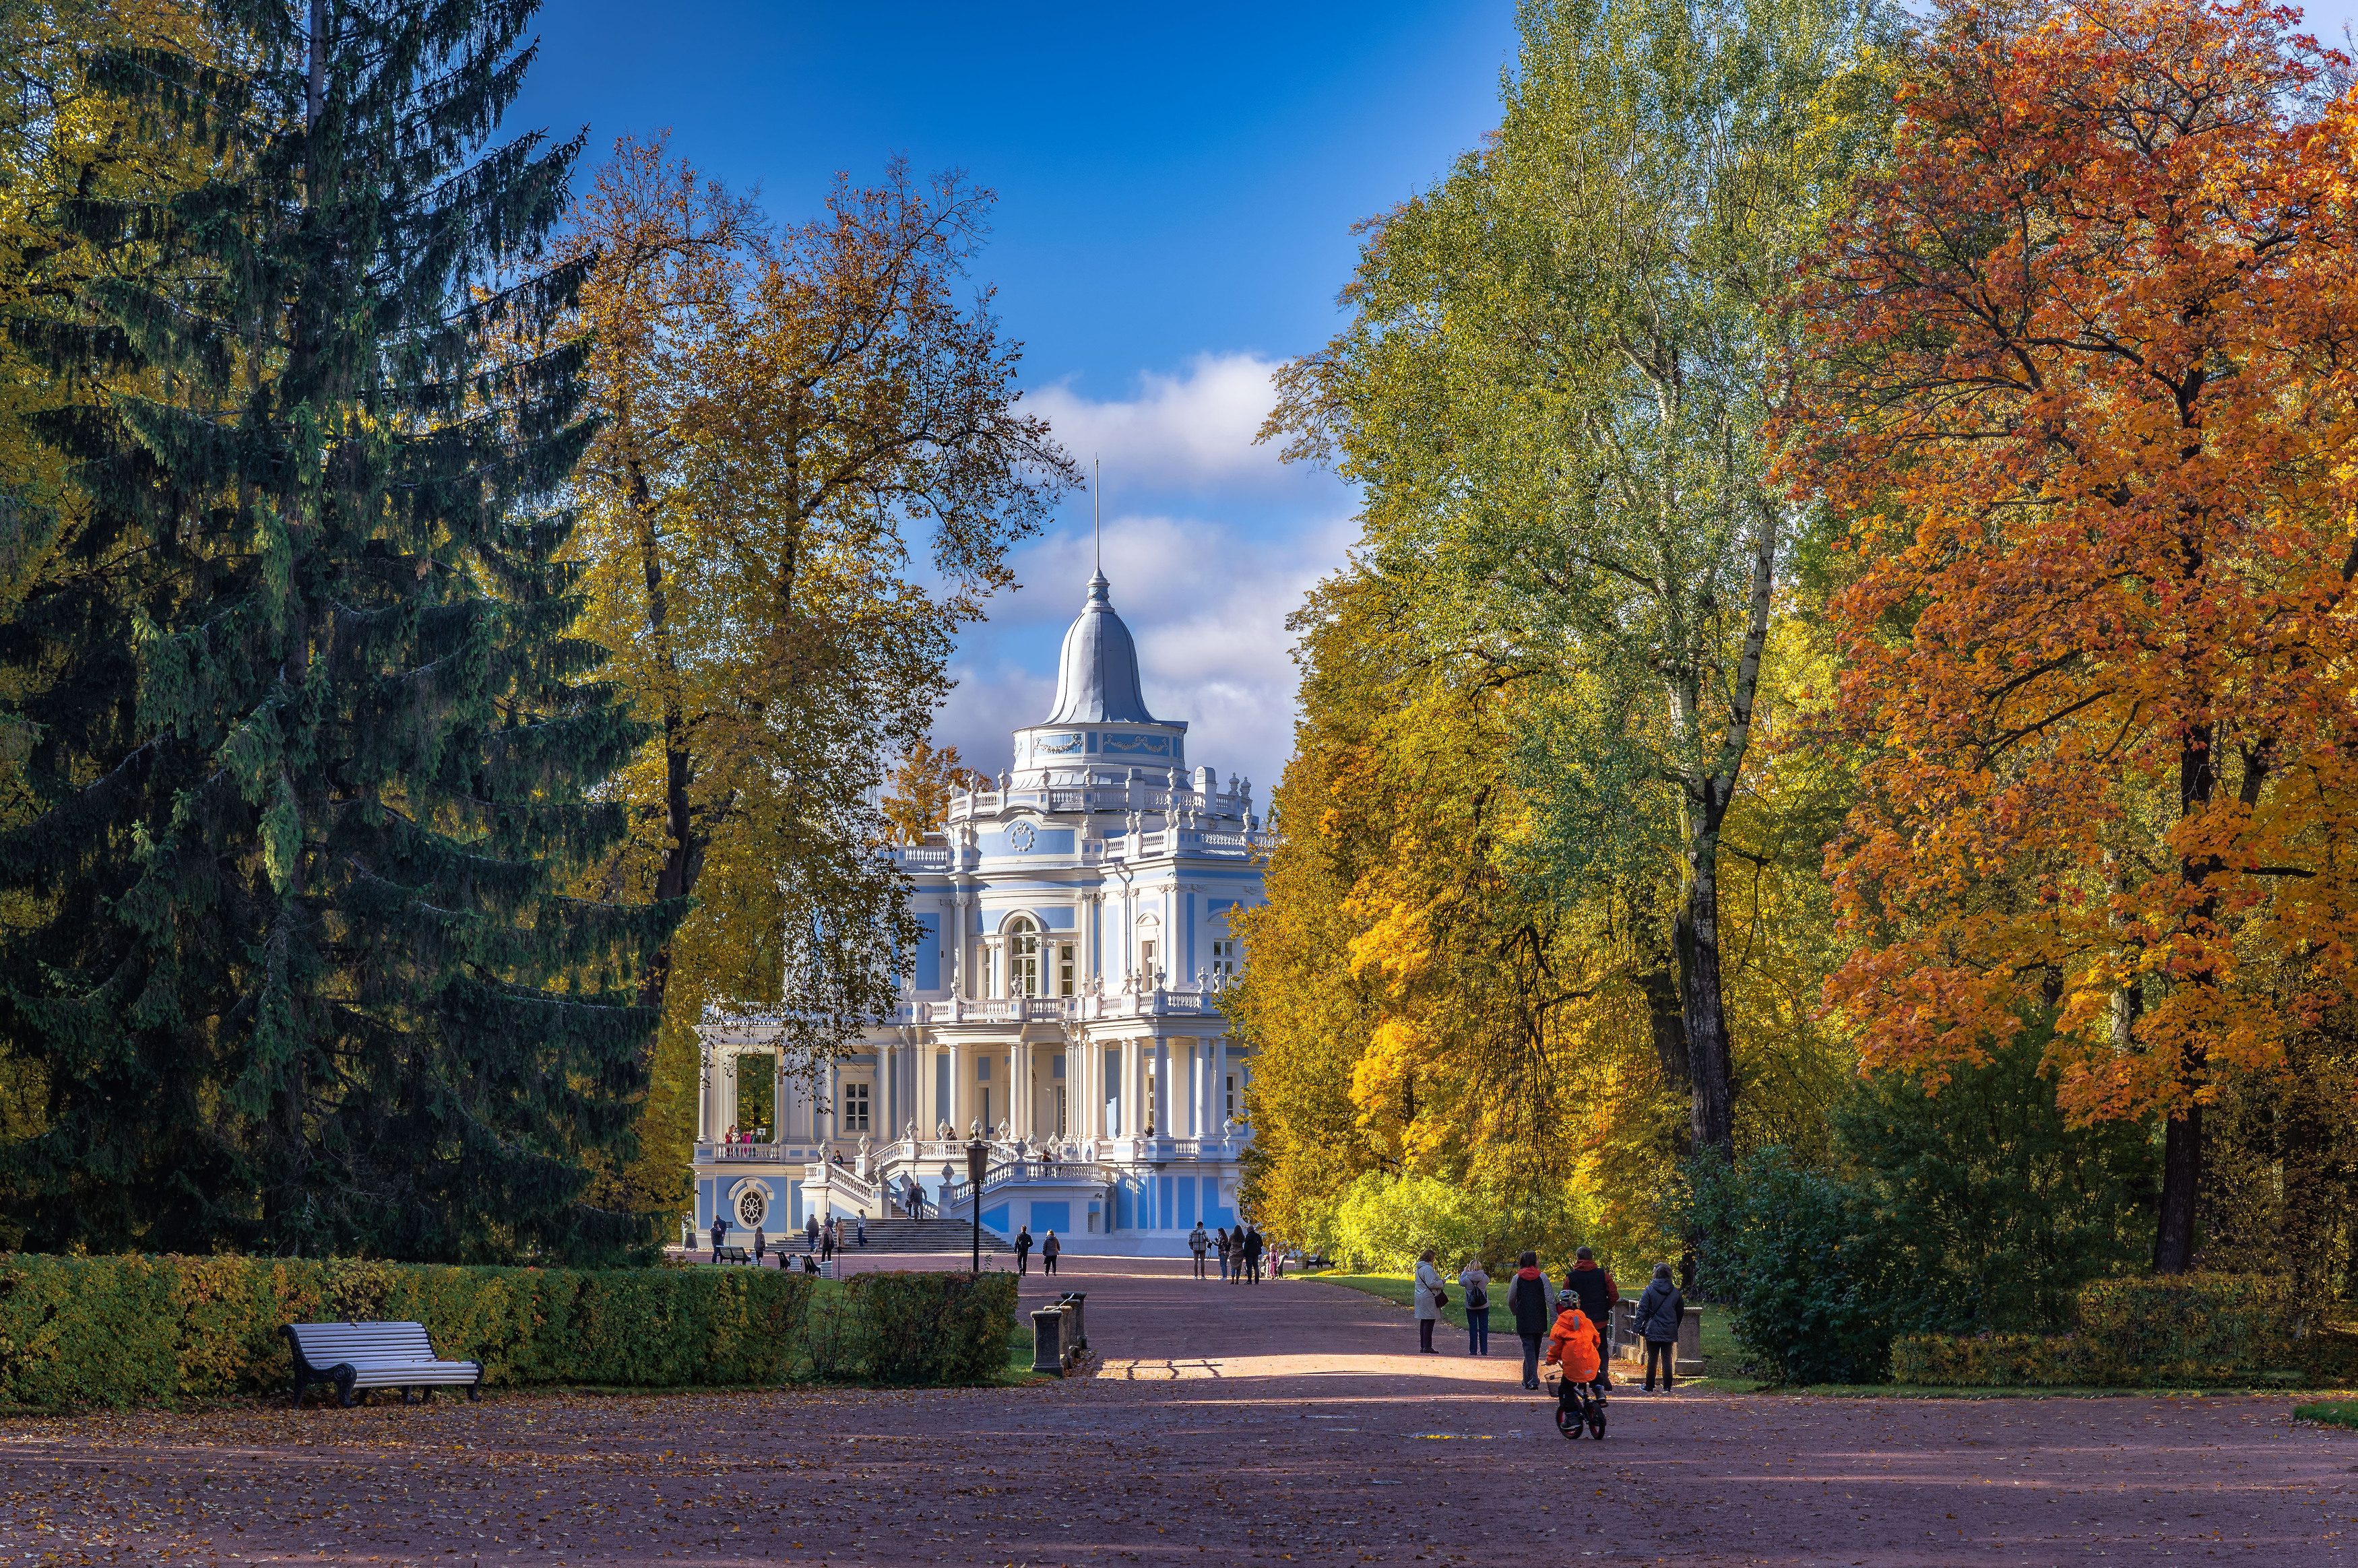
{"left": 2154, "top": 1095, "right": 2202, "bottom": 1273}
{"left": 1680, "top": 849, "right": 1737, "bottom": 1157}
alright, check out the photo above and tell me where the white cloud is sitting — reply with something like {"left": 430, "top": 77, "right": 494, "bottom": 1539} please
{"left": 933, "top": 351, "right": 1362, "bottom": 795}
{"left": 1023, "top": 352, "right": 1300, "bottom": 496}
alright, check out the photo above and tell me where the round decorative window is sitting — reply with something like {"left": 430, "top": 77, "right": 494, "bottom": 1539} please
{"left": 1007, "top": 820, "right": 1036, "bottom": 851}
{"left": 736, "top": 1187, "right": 767, "bottom": 1227}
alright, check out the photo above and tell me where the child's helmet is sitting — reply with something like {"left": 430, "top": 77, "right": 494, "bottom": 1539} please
{"left": 1556, "top": 1288, "right": 1576, "bottom": 1305}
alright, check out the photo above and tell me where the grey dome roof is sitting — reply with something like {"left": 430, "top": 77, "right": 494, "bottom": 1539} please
{"left": 1045, "top": 571, "right": 1164, "bottom": 724}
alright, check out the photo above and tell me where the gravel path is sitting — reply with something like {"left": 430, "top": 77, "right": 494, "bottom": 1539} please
{"left": 0, "top": 1253, "right": 2348, "bottom": 1566}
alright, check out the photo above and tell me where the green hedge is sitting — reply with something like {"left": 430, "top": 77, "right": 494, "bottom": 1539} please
{"left": 0, "top": 1254, "right": 816, "bottom": 1408}
{"left": 1891, "top": 1273, "right": 2301, "bottom": 1387}
{"left": 804, "top": 1270, "right": 1021, "bottom": 1385}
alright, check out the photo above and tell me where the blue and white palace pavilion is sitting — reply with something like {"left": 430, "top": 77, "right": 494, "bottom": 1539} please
{"left": 689, "top": 568, "right": 1271, "bottom": 1256}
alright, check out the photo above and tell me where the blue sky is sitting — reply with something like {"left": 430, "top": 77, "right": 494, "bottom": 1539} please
{"left": 508, "top": 1, "right": 1523, "bottom": 791}
{"left": 509, "top": 1, "right": 2358, "bottom": 792}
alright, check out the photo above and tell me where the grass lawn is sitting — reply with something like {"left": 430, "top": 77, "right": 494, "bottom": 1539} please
{"left": 2297, "top": 1400, "right": 2358, "bottom": 1428}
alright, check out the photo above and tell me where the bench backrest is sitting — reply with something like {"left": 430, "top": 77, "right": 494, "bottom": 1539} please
{"left": 285, "top": 1321, "right": 441, "bottom": 1366}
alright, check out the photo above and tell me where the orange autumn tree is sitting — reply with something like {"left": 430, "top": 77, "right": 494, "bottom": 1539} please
{"left": 1786, "top": 0, "right": 2358, "bottom": 1270}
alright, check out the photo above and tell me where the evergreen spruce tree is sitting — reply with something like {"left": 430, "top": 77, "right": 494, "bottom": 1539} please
{"left": 0, "top": 0, "right": 682, "bottom": 1259}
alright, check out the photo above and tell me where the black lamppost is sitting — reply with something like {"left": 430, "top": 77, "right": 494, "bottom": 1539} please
{"left": 965, "top": 1135, "right": 989, "bottom": 1275}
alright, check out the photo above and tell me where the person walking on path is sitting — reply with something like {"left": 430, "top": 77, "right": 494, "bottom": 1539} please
{"left": 1216, "top": 1227, "right": 1233, "bottom": 1281}
{"left": 1189, "top": 1221, "right": 1209, "bottom": 1278}
{"left": 856, "top": 1212, "right": 867, "bottom": 1247}
{"left": 805, "top": 1213, "right": 820, "bottom": 1255}
{"left": 1413, "top": 1248, "right": 1447, "bottom": 1352}
{"left": 1244, "top": 1226, "right": 1265, "bottom": 1283}
{"left": 751, "top": 1223, "right": 766, "bottom": 1267}
{"left": 1562, "top": 1246, "right": 1620, "bottom": 1386}
{"left": 709, "top": 1212, "right": 729, "bottom": 1265}
{"left": 1042, "top": 1230, "right": 1061, "bottom": 1276}
{"left": 821, "top": 1218, "right": 835, "bottom": 1264}
{"left": 1634, "top": 1261, "right": 1686, "bottom": 1391}
{"left": 1015, "top": 1224, "right": 1034, "bottom": 1275}
{"left": 1459, "top": 1257, "right": 1492, "bottom": 1356}
{"left": 1507, "top": 1250, "right": 1552, "bottom": 1387}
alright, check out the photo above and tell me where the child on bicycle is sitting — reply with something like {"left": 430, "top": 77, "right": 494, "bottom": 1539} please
{"left": 1542, "top": 1287, "right": 1607, "bottom": 1424}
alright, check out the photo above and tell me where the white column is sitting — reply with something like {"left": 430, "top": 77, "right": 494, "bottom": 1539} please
{"left": 1214, "top": 1033, "right": 1230, "bottom": 1129}
{"left": 697, "top": 1043, "right": 715, "bottom": 1142}
{"left": 1153, "top": 1039, "right": 1170, "bottom": 1137}
{"left": 945, "top": 1043, "right": 963, "bottom": 1137}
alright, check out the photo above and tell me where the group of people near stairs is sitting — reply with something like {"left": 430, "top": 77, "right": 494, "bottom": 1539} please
{"left": 1411, "top": 1245, "right": 1688, "bottom": 1392}
{"left": 705, "top": 1209, "right": 868, "bottom": 1267}
{"left": 1184, "top": 1220, "right": 1267, "bottom": 1281}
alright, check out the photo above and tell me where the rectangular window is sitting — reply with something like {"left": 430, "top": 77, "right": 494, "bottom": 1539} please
{"left": 1058, "top": 942, "right": 1075, "bottom": 996}
{"left": 1211, "top": 937, "right": 1240, "bottom": 979}
{"left": 1056, "top": 1086, "right": 1068, "bottom": 1136}
{"left": 976, "top": 1056, "right": 991, "bottom": 1080}
{"left": 843, "top": 1082, "right": 870, "bottom": 1134}
{"left": 1225, "top": 1073, "right": 1236, "bottom": 1120}
{"left": 1051, "top": 1053, "right": 1066, "bottom": 1080}
{"left": 980, "top": 1088, "right": 992, "bottom": 1130}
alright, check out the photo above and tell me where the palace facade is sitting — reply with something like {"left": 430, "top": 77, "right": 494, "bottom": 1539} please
{"left": 688, "top": 567, "right": 1270, "bottom": 1255}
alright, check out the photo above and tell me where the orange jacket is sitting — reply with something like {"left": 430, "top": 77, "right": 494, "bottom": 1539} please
{"left": 1542, "top": 1306, "right": 1601, "bottom": 1381}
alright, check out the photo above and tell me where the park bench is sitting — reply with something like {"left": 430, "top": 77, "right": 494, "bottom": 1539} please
{"left": 714, "top": 1245, "right": 751, "bottom": 1264}
{"left": 282, "top": 1321, "right": 482, "bottom": 1409}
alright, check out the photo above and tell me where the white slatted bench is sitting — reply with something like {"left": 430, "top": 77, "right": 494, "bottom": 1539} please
{"left": 282, "top": 1321, "right": 483, "bottom": 1409}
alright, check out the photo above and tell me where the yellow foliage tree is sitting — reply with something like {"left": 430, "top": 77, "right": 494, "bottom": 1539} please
{"left": 560, "top": 139, "right": 1073, "bottom": 1214}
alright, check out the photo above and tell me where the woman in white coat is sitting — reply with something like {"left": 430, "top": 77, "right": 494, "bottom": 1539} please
{"left": 1413, "top": 1247, "right": 1447, "bottom": 1354}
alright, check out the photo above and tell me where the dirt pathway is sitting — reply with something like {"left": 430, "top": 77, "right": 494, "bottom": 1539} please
{"left": 0, "top": 1254, "right": 2348, "bottom": 1566}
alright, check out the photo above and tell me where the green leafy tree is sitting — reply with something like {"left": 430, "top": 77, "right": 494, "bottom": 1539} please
{"left": 1263, "top": 0, "right": 1892, "bottom": 1157}
{"left": 0, "top": 0, "right": 679, "bottom": 1259}
{"left": 1830, "top": 1030, "right": 2156, "bottom": 1336}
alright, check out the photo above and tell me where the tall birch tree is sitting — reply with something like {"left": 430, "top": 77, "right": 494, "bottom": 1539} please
{"left": 1265, "top": 0, "right": 1889, "bottom": 1156}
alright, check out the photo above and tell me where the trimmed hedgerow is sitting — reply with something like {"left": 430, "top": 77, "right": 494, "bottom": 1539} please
{"left": 0, "top": 1254, "right": 817, "bottom": 1408}
{"left": 1890, "top": 1273, "right": 2304, "bottom": 1387}
{"left": 804, "top": 1270, "right": 1021, "bottom": 1385}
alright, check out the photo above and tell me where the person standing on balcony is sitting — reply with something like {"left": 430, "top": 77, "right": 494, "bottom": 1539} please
{"left": 1188, "top": 1220, "right": 1209, "bottom": 1278}
{"left": 1015, "top": 1223, "right": 1033, "bottom": 1275}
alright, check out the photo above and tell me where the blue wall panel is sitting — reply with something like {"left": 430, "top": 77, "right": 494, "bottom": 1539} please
{"left": 1157, "top": 1176, "right": 1173, "bottom": 1230}
{"left": 982, "top": 1204, "right": 1009, "bottom": 1235}
{"left": 697, "top": 1178, "right": 714, "bottom": 1229}
{"left": 1114, "top": 1183, "right": 1130, "bottom": 1231}
{"left": 1178, "top": 1176, "right": 1199, "bottom": 1229}
{"left": 914, "top": 911, "right": 941, "bottom": 991}
{"left": 1030, "top": 1201, "right": 1071, "bottom": 1233}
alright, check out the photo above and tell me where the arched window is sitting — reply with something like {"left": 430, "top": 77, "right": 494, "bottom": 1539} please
{"left": 1008, "top": 917, "right": 1041, "bottom": 998}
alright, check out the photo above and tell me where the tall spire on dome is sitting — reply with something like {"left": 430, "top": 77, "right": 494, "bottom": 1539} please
{"left": 1044, "top": 470, "right": 1161, "bottom": 725}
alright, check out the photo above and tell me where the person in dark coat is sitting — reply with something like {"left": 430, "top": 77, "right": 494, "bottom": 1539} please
{"left": 1562, "top": 1246, "right": 1620, "bottom": 1386}
{"left": 709, "top": 1211, "right": 729, "bottom": 1264}
{"left": 1015, "top": 1224, "right": 1034, "bottom": 1275}
{"left": 1042, "top": 1231, "right": 1061, "bottom": 1276}
{"left": 751, "top": 1223, "right": 766, "bottom": 1266}
{"left": 1243, "top": 1226, "right": 1265, "bottom": 1282}
{"left": 805, "top": 1213, "right": 821, "bottom": 1253}
{"left": 1633, "top": 1261, "right": 1686, "bottom": 1390}
{"left": 1506, "top": 1249, "right": 1554, "bottom": 1390}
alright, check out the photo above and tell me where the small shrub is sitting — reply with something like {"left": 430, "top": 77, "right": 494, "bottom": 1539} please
{"left": 1684, "top": 1148, "right": 1894, "bottom": 1385}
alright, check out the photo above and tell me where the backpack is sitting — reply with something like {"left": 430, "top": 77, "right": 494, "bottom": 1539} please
{"left": 1465, "top": 1280, "right": 1488, "bottom": 1311}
